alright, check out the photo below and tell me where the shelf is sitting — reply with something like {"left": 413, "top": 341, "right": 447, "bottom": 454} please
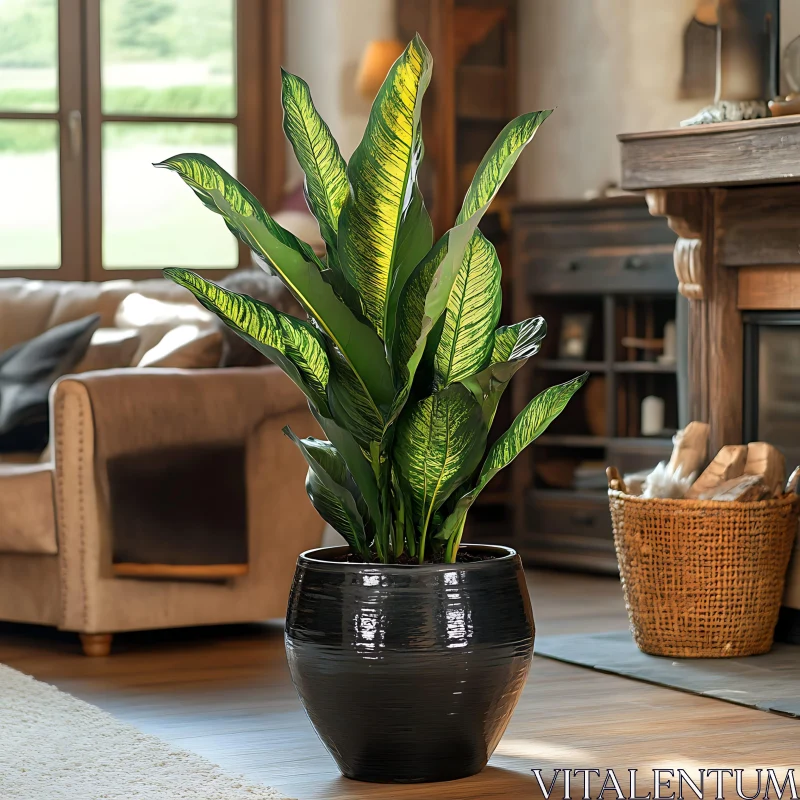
{"left": 474, "top": 490, "right": 512, "bottom": 506}
{"left": 608, "top": 436, "right": 674, "bottom": 451}
{"left": 535, "top": 435, "right": 674, "bottom": 450}
{"left": 614, "top": 361, "right": 677, "bottom": 374}
{"left": 538, "top": 359, "right": 607, "bottom": 373}
{"left": 536, "top": 435, "right": 609, "bottom": 448}
{"left": 533, "top": 488, "right": 608, "bottom": 503}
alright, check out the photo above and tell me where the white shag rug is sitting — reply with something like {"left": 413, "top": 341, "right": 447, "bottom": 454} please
{"left": 0, "top": 664, "right": 292, "bottom": 800}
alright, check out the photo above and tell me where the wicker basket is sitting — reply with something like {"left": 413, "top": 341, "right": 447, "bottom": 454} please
{"left": 607, "top": 468, "right": 799, "bottom": 657}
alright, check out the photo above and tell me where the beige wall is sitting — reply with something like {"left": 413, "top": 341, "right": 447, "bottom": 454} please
{"left": 283, "top": 1, "right": 800, "bottom": 203}
{"left": 517, "top": 0, "right": 800, "bottom": 202}
{"left": 516, "top": 0, "right": 702, "bottom": 202}
{"left": 284, "top": 0, "right": 396, "bottom": 193}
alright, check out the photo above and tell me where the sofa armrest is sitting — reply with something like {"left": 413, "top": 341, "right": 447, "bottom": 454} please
{"left": 50, "top": 366, "right": 310, "bottom": 631}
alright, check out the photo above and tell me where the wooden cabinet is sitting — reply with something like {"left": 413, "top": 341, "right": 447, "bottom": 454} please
{"left": 396, "top": 0, "right": 517, "bottom": 237}
{"left": 511, "top": 196, "right": 679, "bottom": 573}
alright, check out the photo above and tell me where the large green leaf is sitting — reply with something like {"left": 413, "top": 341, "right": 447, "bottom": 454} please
{"left": 281, "top": 69, "right": 349, "bottom": 270}
{"left": 283, "top": 429, "right": 370, "bottom": 558}
{"left": 437, "top": 374, "right": 587, "bottom": 555}
{"left": 481, "top": 373, "right": 588, "bottom": 481}
{"left": 457, "top": 109, "right": 553, "bottom": 225}
{"left": 326, "top": 347, "right": 386, "bottom": 446}
{"left": 461, "top": 316, "right": 547, "bottom": 425}
{"left": 310, "top": 405, "right": 381, "bottom": 529}
{"left": 157, "top": 154, "right": 393, "bottom": 424}
{"left": 164, "top": 269, "right": 330, "bottom": 414}
{"left": 156, "top": 153, "right": 323, "bottom": 268}
{"left": 338, "top": 34, "right": 434, "bottom": 338}
{"left": 390, "top": 110, "right": 551, "bottom": 424}
{"left": 393, "top": 383, "right": 487, "bottom": 546}
{"left": 433, "top": 231, "right": 501, "bottom": 387}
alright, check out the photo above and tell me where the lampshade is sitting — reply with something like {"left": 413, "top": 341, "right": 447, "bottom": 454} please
{"left": 695, "top": 0, "right": 718, "bottom": 26}
{"left": 356, "top": 39, "right": 405, "bottom": 100}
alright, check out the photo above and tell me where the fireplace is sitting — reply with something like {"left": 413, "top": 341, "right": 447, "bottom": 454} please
{"left": 744, "top": 312, "right": 800, "bottom": 643}
{"left": 618, "top": 116, "right": 800, "bottom": 646}
{"left": 744, "top": 312, "right": 800, "bottom": 470}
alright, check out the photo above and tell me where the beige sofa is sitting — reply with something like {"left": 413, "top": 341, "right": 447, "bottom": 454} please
{"left": 0, "top": 278, "right": 325, "bottom": 655}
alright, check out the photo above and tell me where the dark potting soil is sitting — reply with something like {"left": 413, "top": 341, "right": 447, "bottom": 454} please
{"left": 328, "top": 550, "right": 498, "bottom": 565}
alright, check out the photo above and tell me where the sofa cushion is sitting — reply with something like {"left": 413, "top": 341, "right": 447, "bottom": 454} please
{"left": 0, "top": 314, "right": 101, "bottom": 452}
{"left": 73, "top": 328, "right": 141, "bottom": 373}
{"left": 0, "top": 463, "right": 57, "bottom": 554}
{"left": 114, "top": 293, "right": 216, "bottom": 365}
{"left": 0, "top": 278, "right": 188, "bottom": 353}
{"left": 216, "top": 268, "right": 303, "bottom": 367}
{"left": 138, "top": 325, "right": 223, "bottom": 369}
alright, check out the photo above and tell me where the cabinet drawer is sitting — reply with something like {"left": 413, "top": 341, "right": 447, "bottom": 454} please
{"left": 525, "top": 251, "right": 677, "bottom": 294}
{"left": 526, "top": 493, "right": 612, "bottom": 542}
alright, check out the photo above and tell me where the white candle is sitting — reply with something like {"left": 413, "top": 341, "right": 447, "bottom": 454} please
{"left": 641, "top": 396, "right": 666, "bottom": 437}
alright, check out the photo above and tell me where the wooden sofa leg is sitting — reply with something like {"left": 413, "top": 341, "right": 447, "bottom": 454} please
{"left": 79, "top": 633, "right": 113, "bottom": 657}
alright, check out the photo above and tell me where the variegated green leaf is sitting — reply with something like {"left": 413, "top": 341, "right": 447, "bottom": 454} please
{"left": 338, "top": 34, "right": 434, "bottom": 338}
{"left": 156, "top": 153, "right": 323, "bottom": 268}
{"left": 457, "top": 110, "right": 553, "bottom": 225}
{"left": 384, "top": 184, "right": 433, "bottom": 347}
{"left": 433, "top": 231, "right": 501, "bottom": 387}
{"left": 326, "top": 347, "right": 386, "bottom": 446}
{"left": 393, "top": 383, "right": 487, "bottom": 555}
{"left": 310, "top": 405, "right": 381, "bottom": 529}
{"left": 481, "top": 373, "right": 588, "bottom": 481}
{"left": 164, "top": 269, "right": 330, "bottom": 414}
{"left": 390, "top": 110, "right": 550, "bottom": 424}
{"left": 283, "top": 429, "right": 370, "bottom": 558}
{"left": 281, "top": 69, "right": 349, "bottom": 269}
{"left": 437, "top": 374, "right": 587, "bottom": 559}
{"left": 389, "top": 214, "right": 481, "bottom": 426}
{"left": 157, "top": 154, "right": 393, "bottom": 427}
{"left": 461, "top": 316, "right": 547, "bottom": 425}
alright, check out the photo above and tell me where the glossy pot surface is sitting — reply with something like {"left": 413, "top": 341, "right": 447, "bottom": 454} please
{"left": 284, "top": 544, "right": 534, "bottom": 783}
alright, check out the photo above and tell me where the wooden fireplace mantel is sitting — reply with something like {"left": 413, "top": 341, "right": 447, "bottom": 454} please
{"left": 619, "top": 116, "right": 800, "bottom": 455}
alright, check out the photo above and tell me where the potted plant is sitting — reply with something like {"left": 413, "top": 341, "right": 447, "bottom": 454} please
{"left": 160, "top": 35, "right": 586, "bottom": 784}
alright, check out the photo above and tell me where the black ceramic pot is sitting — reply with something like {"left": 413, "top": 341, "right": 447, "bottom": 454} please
{"left": 284, "top": 544, "right": 534, "bottom": 784}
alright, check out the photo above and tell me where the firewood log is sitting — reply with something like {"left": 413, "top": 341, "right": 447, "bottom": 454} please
{"left": 667, "top": 421, "right": 710, "bottom": 479}
{"left": 697, "top": 473, "right": 771, "bottom": 502}
{"left": 744, "top": 442, "right": 785, "bottom": 497}
{"left": 685, "top": 445, "right": 748, "bottom": 499}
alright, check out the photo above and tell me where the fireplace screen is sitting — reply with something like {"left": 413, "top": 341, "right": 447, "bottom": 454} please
{"left": 744, "top": 313, "right": 800, "bottom": 469}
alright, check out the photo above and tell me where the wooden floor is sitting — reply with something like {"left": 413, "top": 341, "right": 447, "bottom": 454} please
{"left": 0, "top": 570, "right": 796, "bottom": 799}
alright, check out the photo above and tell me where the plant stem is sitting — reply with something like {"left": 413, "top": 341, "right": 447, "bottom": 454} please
{"left": 418, "top": 507, "right": 435, "bottom": 564}
{"left": 444, "top": 516, "right": 468, "bottom": 563}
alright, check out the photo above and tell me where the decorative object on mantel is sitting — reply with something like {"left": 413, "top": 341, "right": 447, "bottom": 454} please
{"left": 681, "top": 0, "right": 779, "bottom": 126}
{"left": 0, "top": 665, "right": 289, "bottom": 800}
{"left": 767, "top": 92, "right": 800, "bottom": 116}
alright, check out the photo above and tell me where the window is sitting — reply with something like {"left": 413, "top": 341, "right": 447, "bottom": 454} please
{"left": 0, "top": 0, "right": 283, "bottom": 280}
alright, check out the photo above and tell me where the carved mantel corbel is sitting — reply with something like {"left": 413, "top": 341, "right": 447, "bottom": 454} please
{"left": 645, "top": 189, "right": 706, "bottom": 300}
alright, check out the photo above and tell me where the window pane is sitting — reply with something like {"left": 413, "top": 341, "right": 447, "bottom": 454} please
{"left": 0, "top": 0, "right": 59, "bottom": 112}
{"left": 102, "top": 122, "right": 238, "bottom": 269}
{"left": 100, "top": 0, "right": 236, "bottom": 117}
{"left": 0, "top": 121, "right": 60, "bottom": 268}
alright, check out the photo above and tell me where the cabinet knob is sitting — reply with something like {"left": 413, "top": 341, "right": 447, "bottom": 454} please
{"left": 561, "top": 260, "right": 581, "bottom": 272}
{"left": 624, "top": 256, "right": 647, "bottom": 271}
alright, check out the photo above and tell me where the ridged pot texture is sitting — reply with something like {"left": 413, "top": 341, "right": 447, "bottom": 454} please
{"left": 284, "top": 544, "right": 534, "bottom": 784}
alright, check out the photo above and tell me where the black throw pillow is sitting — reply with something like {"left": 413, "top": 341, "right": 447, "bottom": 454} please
{"left": 0, "top": 314, "right": 101, "bottom": 453}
